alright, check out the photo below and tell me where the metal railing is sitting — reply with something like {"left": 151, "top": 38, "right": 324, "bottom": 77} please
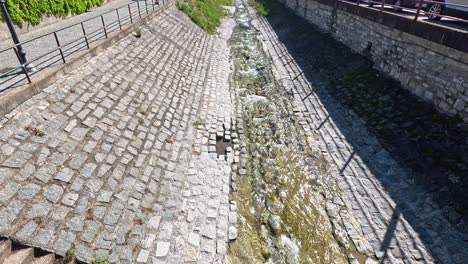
{"left": 0, "top": 0, "right": 168, "bottom": 92}
{"left": 348, "top": 0, "right": 468, "bottom": 24}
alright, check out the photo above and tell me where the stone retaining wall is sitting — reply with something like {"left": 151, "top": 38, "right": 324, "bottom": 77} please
{"left": 280, "top": 0, "right": 468, "bottom": 122}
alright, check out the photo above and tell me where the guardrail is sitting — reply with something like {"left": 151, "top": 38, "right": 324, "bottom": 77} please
{"left": 351, "top": 0, "right": 468, "bottom": 23}
{"left": 0, "top": 0, "right": 168, "bottom": 92}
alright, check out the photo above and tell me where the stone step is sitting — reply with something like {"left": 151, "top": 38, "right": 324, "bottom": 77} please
{"left": 0, "top": 240, "right": 11, "bottom": 263}
{"left": 3, "top": 248, "right": 33, "bottom": 264}
{"left": 31, "top": 254, "right": 56, "bottom": 264}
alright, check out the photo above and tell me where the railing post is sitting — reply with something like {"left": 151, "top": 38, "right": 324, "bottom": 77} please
{"left": 152, "top": 0, "right": 155, "bottom": 10}
{"left": 101, "top": 15, "right": 108, "bottom": 39}
{"left": 145, "top": 0, "right": 149, "bottom": 14}
{"left": 0, "top": 0, "right": 35, "bottom": 72}
{"left": 81, "top": 22, "right": 90, "bottom": 49}
{"left": 116, "top": 8, "right": 122, "bottom": 30}
{"left": 380, "top": 0, "right": 385, "bottom": 11}
{"left": 128, "top": 4, "right": 133, "bottom": 24}
{"left": 414, "top": 0, "right": 424, "bottom": 20}
{"left": 53, "top": 32, "right": 66, "bottom": 63}
{"left": 137, "top": 0, "right": 142, "bottom": 18}
{"left": 13, "top": 48, "right": 31, "bottom": 83}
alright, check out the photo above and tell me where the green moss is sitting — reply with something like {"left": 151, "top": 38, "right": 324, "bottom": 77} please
{"left": 1, "top": 0, "right": 105, "bottom": 27}
{"left": 177, "top": 0, "right": 233, "bottom": 34}
{"left": 267, "top": 147, "right": 346, "bottom": 263}
{"left": 228, "top": 175, "right": 268, "bottom": 263}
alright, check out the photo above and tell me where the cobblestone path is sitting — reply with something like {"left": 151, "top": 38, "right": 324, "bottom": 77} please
{"left": 0, "top": 7, "right": 236, "bottom": 263}
{"left": 1, "top": 1, "right": 467, "bottom": 263}
{"left": 252, "top": 4, "right": 468, "bottom": 264}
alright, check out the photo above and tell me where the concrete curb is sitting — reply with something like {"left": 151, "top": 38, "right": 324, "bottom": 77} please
{"left": 0, "top": 2, "right": 175, "bottom": 117}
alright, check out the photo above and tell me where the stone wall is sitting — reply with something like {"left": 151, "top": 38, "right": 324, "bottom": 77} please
{"left": 279, "top": 0, "right": 468, "bottom": 122}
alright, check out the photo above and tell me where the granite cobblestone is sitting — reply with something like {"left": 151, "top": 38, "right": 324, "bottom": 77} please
{"left": 0, "top": 7, "right": 236, "bottom": 263}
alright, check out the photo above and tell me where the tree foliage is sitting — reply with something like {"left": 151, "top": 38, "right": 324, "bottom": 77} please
{"left": 1, "top": 0, "right": 105, "bottom": 27}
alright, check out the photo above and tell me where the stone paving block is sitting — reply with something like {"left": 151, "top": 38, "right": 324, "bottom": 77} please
{"left": 0, "top": 5, "right": 236, "bottom": 263}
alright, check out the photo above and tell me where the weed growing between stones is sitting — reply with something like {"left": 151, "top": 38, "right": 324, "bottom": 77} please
{"left": 64, "top": 242, "right": 76, "bottom": 264}
{"left": 228, "top": 1, "right": 347, "bottom": 263}
{"left": 177, "top": 0, "right": 234, "bottom": 33}
{"left": 91, "top": 257, "right": 108, "bottom": 264}
{"left": 193, "top": 119, "right": 206, "bottom": 127}
{"left": 133, "top": 28, "right": 142, "bottom": 38}
{"left": 24, "top": 125, "right": 45, "bottom": 137}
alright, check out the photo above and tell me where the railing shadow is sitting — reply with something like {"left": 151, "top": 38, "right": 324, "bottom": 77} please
{"left": 257, "top": 1, "right": 468, "bottom": 263}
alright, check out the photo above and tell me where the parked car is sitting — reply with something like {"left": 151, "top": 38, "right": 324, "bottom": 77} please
{"left": 424, "top": 0, "right": 468, "bottom": 20}
{"left": 368, "top": 0, "right": 419, "bottom": 12}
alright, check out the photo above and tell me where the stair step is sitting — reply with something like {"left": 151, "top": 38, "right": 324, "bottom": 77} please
{"left": 32, "top": 254, "right": 56, "bottom": 264}
{"left": 3, "top": 248, "right": 33, "bottom": 264}
{"left": 0, "top": 240, "right": 11, "bottom": 263}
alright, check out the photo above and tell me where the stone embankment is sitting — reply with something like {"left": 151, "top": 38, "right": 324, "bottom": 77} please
{"left": 0, "top": 0, "right": 467, "bottom": 263}
{"left": 0, "top": 6, "right": 237, "bottom": 263}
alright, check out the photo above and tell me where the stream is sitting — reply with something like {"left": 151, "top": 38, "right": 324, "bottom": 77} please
{"left": 227, "top": 1, "right": 350, "bottom": 263}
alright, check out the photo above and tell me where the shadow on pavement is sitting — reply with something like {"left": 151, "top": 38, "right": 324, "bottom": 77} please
{"left": 261, "top": 2, "right": 468, "bottom": 262}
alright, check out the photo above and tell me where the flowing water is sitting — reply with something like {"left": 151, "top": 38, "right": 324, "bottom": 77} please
{"left": 227, "top": 1, "right": 351, "bottom": 263}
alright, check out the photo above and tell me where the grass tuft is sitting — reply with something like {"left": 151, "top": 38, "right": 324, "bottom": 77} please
{"left": 248, "top": 0, "right": 277, "bottom": 16}
{"left": 64, "top": 243, "right": 76, "bottom": 264}
{"left": 91, "top": 258, "right": 108, "bottom": 264}
{"left": 177, "top": 0, "right": 233, "bottom": 34}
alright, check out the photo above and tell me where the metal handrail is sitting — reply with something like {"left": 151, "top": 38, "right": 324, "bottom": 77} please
{"left": 347, "top": 0, "right": 468, "bottom": 23}
{"left": 0, "top": 0, "right": 166, "bottom": 91}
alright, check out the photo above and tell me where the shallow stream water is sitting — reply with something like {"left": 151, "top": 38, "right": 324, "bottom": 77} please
{"left": 227, "top": 1, "right": 349, "bottom": 263}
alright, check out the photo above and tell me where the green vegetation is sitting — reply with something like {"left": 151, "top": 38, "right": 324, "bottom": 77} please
{"left": 228, "top": 175, "right": 269, "bottom": 263}
{"left": 248, "top": 0, "right": 277, "bottom": 16}
{"left": 193, "top": 119, "right": 206, "bottom": 127}
{"left": 133, "top": 27, "right": 142, "bottom": 38}
{"left": 0, "top": 0, "right": 105, "bottom": 27}
{"left": 91, "top": 257, "right": 108, "bottom": 264}
{"left": 63, "top": 243, "right": 76, "bottom": 264}
{"left": 177, "top": 0, "right": 232, "bottom": 34}
{"left": 24, "top": 125, "right": 45, "bottom": 137}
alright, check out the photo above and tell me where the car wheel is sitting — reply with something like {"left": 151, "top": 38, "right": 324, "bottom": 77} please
{"left": 392, "top": 0, "right": 402, "bottom": 12}
{"left": 427, "top": 3, "right": 443, "bottom": 20}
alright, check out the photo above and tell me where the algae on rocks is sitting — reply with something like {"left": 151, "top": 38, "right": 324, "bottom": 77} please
{"left": 228, "top": 0, "right": 348, "bottom": 263}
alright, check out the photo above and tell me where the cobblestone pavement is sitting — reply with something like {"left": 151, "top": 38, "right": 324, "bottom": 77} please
{"left": 253, "top": 5, "right": 468, "bottom": 264}
{"left": 0, "top": 7, "right": 236, "bottom": 263}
